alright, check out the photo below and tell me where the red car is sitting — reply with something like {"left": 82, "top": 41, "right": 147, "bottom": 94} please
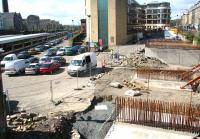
{"left": 39, "top": 62, "right": 60, "bottom": 74}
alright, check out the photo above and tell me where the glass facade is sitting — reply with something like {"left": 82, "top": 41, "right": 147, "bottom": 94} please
{"left": 98, "top": 0, "right": 108, "bottom": 47}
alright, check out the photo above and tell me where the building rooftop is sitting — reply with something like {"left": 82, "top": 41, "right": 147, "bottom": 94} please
{"left": 0, "top": 33, "right": 49, "bottom": 45}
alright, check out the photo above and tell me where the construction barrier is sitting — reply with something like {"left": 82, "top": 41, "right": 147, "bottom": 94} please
{"left": 115, "top": 97, "right": 200, "bottom": 133}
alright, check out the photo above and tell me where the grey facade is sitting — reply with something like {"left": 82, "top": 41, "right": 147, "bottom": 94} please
{"left": 127, "top": 0, "right": 145, "bottom": 34}
{"left": 0, "top": 12, "right": 22, "bottom": 32}
{"left": 144, "top": 2, "right": 171, "bottom": 29}
{"left": 27, "top": 15, "right": 40, "bottom": 32}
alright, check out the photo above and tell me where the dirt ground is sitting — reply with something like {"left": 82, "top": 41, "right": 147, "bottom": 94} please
{"left": 94, "top": 44, "right": 200, "bottom": 105}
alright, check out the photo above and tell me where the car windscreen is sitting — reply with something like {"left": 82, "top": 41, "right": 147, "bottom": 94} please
{"left": 40, "top": 64, "right": 50, "bottom": 68}
{"left": 52, "top": 57, "right": 60, "bottom": 60}
{"left": 71, "top": 60, "right": 82, "bottom": 66}
{"left": 40, "top": 58, "right": 50, "bottom": 61}
{"left": 28, "top": 65, "right": 36, "bottom": 68}
{"left": 59, "top": 48, "right": 65, "bottom": 51}
{"left": 3, "top": 57, "right": 13, "bottom": 61}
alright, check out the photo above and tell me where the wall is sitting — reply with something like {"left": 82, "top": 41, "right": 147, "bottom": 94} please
{"left": 86, "top": 0, "right": 98, "bottom": 43}
{"left": 115, "top": 0, "right": 129, "bottom": 45}
{"left": 145, "top": 47, "right": 200, "bottom": 67}
{"left": 108, "top": 0, "right": 117, "bottom": 46}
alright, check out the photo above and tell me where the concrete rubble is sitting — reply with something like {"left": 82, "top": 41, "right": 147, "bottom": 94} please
{"left": 123, "top": 80, "right": 147, "bottom": 91}
{"left": 7, "top": 111, "right": 47, "bottom": 132}
{"left": 108, "top": 49, "right": 168, "bottom": 68}
{"left": 109, "top": 82, "right": 123, "bottom": 88}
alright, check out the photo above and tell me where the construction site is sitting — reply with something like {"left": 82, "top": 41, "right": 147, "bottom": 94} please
{"left": 3, "top": 36, "right": 200, "bottom": 139}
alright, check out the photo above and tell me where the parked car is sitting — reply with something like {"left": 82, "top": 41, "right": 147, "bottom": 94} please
{"left": 28, "top": 57, "right": 39, "bottom": 63}
{"left": 0, "top": 48, "right": 4, "bottom": 53}
{"left": 51, "top": 56, "right": 66, "bottom": 66}
{"left": 39, "top": 56, "right": 51, "bottom": 64}
{"left": 1, "top": 54, "right": 18, "bottom": 68}
{"left": 39, "top": 62, "right": 60, "bottom": 74}
{"left": 44, "top": 43, "right": 51, "bottom": 49}
{"left": 44, "top": 48, "right": 57, "bottom": 56}
{"left": 56, "top": 47, "right": 66, "bottom": 56}
{"left": 71, "top": 45, "right": 80, "bottom": 53}
{"left": 35, "top": 45, "right": 45, "bottom": 52}
{"left": 28, "top": 48, "right": 39, "bottom": 55}
{"left": 25, "top": 63, "right": 41, "bottom": 75}
{"left": 4, "top": 59, "right": 30, "bottom": 75}
{"left": 17, "top": 51, "right": 31, "bottom": 59}
{"left": 78, "top": 46, "right": 86, "bottom": 54}
{"left": 65, "top": 47, "right": 76, "bottom": 56}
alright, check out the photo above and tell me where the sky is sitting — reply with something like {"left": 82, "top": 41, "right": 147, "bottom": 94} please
{"left": 0, "top": 0, "right": 198, "bottom": 25}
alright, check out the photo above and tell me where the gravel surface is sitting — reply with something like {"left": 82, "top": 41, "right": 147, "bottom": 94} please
{"left": 73, "top": 101, "right": 115, "bottom": 139}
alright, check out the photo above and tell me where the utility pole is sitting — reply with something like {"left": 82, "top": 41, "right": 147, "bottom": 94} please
{"left": 0, "top": 68, "right": 7, "bottom": 139}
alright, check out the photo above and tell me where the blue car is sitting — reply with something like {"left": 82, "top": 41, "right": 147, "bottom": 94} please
{"left": 71, "top": 45, "right": 80, "bottom": 53}
{"left": 44, "top": 48, "right": 57, "bottom": 56}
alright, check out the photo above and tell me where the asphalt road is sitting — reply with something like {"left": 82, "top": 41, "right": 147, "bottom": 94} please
{"left": 2, "top": 40, "right": 98, "bottom": 116}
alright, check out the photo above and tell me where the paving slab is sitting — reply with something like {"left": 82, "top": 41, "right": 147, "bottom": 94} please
{"left": 105, "top": 123, "right": 196, "bottom": 139}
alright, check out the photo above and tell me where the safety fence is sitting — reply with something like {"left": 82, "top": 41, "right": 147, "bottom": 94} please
{"left": 115, "top": 97, "right": 200, "bottom": 133}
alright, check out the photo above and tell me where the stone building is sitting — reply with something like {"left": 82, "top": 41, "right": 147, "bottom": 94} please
{"left": 27, "top": 15, "right": 40, "bottom": 32}
{"left": 0, "top": 12, "right": 23, "bottom": 32}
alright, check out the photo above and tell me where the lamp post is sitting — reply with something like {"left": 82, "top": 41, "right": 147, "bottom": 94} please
{"left": 87, "top": 15, "right": 91, "bottom": 51}
{"left": 72, "top": 20, "right": 74, "bottom": 32}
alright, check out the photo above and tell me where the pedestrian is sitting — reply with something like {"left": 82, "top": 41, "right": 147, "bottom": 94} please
{"left": 110, "top": 49, "right": 114, "bottom": 59}
{"left": 101, "top": 58, "right": 106, "bottom": 73}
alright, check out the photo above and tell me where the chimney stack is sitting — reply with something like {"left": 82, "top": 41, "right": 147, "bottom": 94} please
{"left": 2, "top": 0, "right": 9, "bottom": 12}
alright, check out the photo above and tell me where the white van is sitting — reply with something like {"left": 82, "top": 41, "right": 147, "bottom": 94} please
{"left": 4, "top": 59, "right": 30, "bottom": 75}
{"left": 67, "top": 52, "right": 97, "bottom": 76}
{"left": 1, "top": 54, "right": 18, "bottom": 67}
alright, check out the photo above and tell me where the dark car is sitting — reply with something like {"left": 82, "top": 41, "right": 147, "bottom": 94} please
{"left": 51, "top": 56, "right": 66, "bottom": 66}
{"left": 65, "top": 47, "right": 75, "bottom": 56}
{"left": 39, "top": 62, "right": 60, "bottom": 74}
{"left": 28, "top": 57, "right": 39, "bottom": 63}
{"left": 71, "top": 45, "right": 80, "bottom": 53}
{"left": 17, "top": 51, "right": 31, "bottom": 59}
{"left": 78, "top": 46, "right": 86, "bottom": 54}
{"left": 44, "top": 48, "right": 57, "bottom": 56}
{"left": 35, "top": 45, "right": 45, "bottom": 52}
{"left": 25, "top": 63, "right": 41, "bottom": 75}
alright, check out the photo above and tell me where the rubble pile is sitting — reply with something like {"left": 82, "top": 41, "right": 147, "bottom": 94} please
{"left": 7, "top": 111, "right": 47, "bottom": 132}
{"left": 7, "top": 111, "right": 75, "bottom": 139}
{"left": 126, "top": 50, "right": 167, "bottom": 68}
{"left": 123, "top": 80, "right": 147, "bottom": 90}
{"left": 108, "top": 49, "right": 168, "bottom": 68}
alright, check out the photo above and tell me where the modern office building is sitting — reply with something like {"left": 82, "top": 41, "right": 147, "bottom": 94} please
{"left": 144, "top": 2, "right": 171, "bottom": 29}
{"left": 85, "top": 0, "right": 144, "bottom": 47}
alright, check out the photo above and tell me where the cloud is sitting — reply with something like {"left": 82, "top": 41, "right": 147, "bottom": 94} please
{"left": 0, "top": 0, "right": 198, "bottom": 24}
{"left": 0, "top": 0, "right": 85, "bottom": 25}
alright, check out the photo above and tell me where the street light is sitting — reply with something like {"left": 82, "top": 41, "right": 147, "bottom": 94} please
{"left": 87, "top": 15, "right": 91, "bottom": 51}
{"left": 72, "top": 20, "right": 74, "bottom": 32}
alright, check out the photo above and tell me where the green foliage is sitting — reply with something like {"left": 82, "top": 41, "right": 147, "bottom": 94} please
{"left": 186, "top": 31, "right": 195, "bottom": 42}
{"left": 194, "top": 32, "right": 200, "bottom": 45}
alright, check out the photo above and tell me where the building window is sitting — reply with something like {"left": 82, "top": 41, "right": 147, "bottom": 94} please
{"left": 0, "top": 20, "right": 4, "bottom": 30}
